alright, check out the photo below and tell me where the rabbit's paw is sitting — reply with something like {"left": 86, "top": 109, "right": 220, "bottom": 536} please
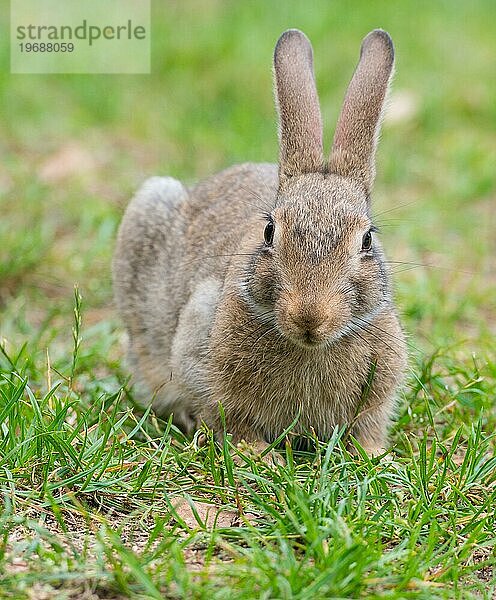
{"left": 234, "top": 440, "right": 286, "bottom": 467}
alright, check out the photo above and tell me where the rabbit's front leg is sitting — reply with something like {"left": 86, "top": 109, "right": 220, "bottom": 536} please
{"left": 206, "top": 409, "right": 284, "bottom": 465}
{"left": 349, "top": 341, "right": 405, "bottom": 457}
{"left": 349, "top": 402, "right": 392, "bottom": 456}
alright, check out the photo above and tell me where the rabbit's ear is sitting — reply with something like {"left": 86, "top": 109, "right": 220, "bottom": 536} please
{"left": 329, "top": 30, "right": 394, "bottom": 194}
{"left": 274, "top": 29, "right": 323, "bottom": 183}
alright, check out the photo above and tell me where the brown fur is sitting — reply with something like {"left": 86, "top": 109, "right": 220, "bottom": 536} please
{"left": 112, "top": 29, "right": 407, "bottom": 455}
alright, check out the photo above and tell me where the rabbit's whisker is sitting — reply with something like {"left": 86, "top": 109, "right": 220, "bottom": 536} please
{"left": 386, "top": 261, "right": 475, "bottom": 275}
{"left": 351, "top": 314, "right": 418, "bottom": 354}
{"left": 349, "top": 317, "right": 403, "bottom": 357}
{"left": 238, "top": 182, "right": 276, "bottom": 213}
{"left": 178, "top": 253, "right": 256, "bottom": 268}
{"left": 373, "top": 200, "right": 417, "bottom": 218}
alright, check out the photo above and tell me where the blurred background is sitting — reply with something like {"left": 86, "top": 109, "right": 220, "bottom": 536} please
{"left": 0, "top": 0, "right": 495, "bottom": 372}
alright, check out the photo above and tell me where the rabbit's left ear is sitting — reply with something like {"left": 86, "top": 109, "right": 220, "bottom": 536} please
{"left": 329, "top": 30, "right": 394, "bottom": 194}
{"left": 274, "top": 29, "right": 324, "bottom": 183}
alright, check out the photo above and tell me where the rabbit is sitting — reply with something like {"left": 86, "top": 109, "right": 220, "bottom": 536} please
{"left": 112, "top": 28, "right": 408, "bottom": 457}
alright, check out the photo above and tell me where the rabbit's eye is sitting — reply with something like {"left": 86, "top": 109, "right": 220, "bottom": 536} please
{"left": 361, "top": 230, "right": 373, "bottom": 252}
{"left": 264, "top": 220, "right": 275, "bottom": 246}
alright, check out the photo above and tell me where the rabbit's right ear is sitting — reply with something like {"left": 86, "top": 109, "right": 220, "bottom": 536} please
{"left": 329, "top": 30, "right": 395, "bottom": 194}
{"left": 274, "top": 29, "right": 323, "bottom": 184}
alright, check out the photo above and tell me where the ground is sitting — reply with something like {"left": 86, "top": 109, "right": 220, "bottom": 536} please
{"left": 0, "top": 1, "right": 495, "bottom": 598}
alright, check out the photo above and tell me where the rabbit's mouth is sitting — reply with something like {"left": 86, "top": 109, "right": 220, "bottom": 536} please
{"left": 297, "top": 330, "right": 327, "bottom": 349}
{"left": 281, "top": 315, "right": 349, "bottom": 350}
{"left": 288, "top": 327, "right": 347, "bottom": 350}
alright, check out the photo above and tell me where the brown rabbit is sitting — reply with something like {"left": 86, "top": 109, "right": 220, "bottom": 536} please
{"left": 113, "top": 29, "right": 407, "bottom": 457}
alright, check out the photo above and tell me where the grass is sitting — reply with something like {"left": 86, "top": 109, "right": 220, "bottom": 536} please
{"left": 1, "top": 0, "right": 495, "bottom": 597}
